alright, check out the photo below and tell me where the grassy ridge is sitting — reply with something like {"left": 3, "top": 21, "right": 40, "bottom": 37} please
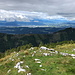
{"left": 0, "top": 43, "right": 75, "bottom": 75}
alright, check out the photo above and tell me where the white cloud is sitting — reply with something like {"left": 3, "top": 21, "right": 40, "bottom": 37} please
{"left": 0, "top": 9, "right": 74, "bottom": 22}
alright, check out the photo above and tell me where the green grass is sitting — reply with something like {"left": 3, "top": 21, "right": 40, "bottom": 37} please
{"left": 0, "top": 44, "right": 75, "bottom": 75}
{"left": 55, "top": 43, "right": 75, "bottom": 54}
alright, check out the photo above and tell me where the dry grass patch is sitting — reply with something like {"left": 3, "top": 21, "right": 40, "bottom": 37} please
{"left": 0, "top": 55, "right": 11, "bottom": 62}
{"left": 24, "top": 50, "right": 29, "bottom": 55}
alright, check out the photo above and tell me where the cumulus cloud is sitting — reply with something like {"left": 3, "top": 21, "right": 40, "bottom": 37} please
{"left": 0, "top": 10, "right": 68, "bottom": 22}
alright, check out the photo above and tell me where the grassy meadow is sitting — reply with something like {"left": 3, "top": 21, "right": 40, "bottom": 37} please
{"left": 0, "top": 43, "right": 75, "bottom": 75}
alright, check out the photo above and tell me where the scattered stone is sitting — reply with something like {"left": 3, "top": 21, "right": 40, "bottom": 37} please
{"left": 16, "top": 53, "right": 19, "bottom": 57}
{"left": 32, "top": 54, "right": 34, "bottom": 57}
{"left": 39, "top": 50, "right": 42, "bottom": 52}
{"left": 55, "top": 51, "right": 58, "bottom": 54}
{"left": 14, "top": 51, "right": 16, "bottom": 53}
{"left": 25, "top": 65, "right": 29, "bottom": 68}
{"left": 7, "top": 69, "right": 11, "bottom": 73}
{"left": 34, "top": 59, "right": 41, "bottom": 63}
{"left": 23, "top": 55, "right": 26, "bottom": 57}
{"left": 29, "top": 47, "right": 34, "bottom": 50}
{"left": 14, "top": 61, "right": 26, "bottom": 73}
{"left": 14, "top": 61, "right": 24, "bottom": 69}
{"left": 65, "top": 50, "right": 68, "bottom": 52}
{"left": 41, "top": 69, "right": 46, "bottom": 71}
{"left": 36, "top": 61, "right": 41, "bottom": 63}
{"left": 72, "top": 57, "right": 75, "bottom": 59}
{"left": 18, "top": 58, "right": 20, "bottom": 60}
{"left": 60, "top": 52, "right": 69, "bottom": 56}
{"left": 43, "top": 53, "right": 50, "bottom": 56}
{"left": 12, "top": 59, "right": 14, "bottom": 61}
{"left": 70, "top": 54, "right": 75, "bottom": 57}
{"left": 48, "top": 48, "right": 55, "bottom": 51}
{"left": 34, "top": 59, "right": 40, "bottom": 61}
{"left": 9, "top": 57, "right": 12, "bottom": 60}
{"left": 73, "top": 49, "right": 75, "bottom": 51}
{"left": 40, "top": 46, "right": 55, "bottom": 51}
{"left": 39, "top": 65, "right": 42, "bottom": 67}
{"left": 50, "top": 52, "right": 56, "bottom": 54}
{"left": 18, "top": 68, "right": 26, "bottom": 73}
{"left": 34, "top": 51, "right": 36, "bottom": 53}
{"left": 27, "top": 73, "right": 32, "bottom": 75}
{"left": 17, "top": 53, "right": 19, "bottom": 54}
{"left": 40, "top": 46, "right": 47, "bottom": 50}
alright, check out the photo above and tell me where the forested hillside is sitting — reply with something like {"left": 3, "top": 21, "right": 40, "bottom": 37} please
{"left": 0, "top": 27, "right": 75, "bottom": 52}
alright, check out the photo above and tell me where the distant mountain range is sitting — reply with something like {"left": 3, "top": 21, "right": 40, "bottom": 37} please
{"left": 0, "top": 10, "right": 75, "bottom": 27}
{"left": 0, "top": 27, "right": 64, "bottom": 34}
{"left": 0, "top": 27, "right": 75, "bottom": 52}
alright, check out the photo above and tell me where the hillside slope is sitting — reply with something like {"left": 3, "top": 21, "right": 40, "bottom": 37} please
{"left": 0, "top": 27, "right": 75, "bottom": 52}
{"left": 1, "top": 43, "right": 75, "bottom": 75}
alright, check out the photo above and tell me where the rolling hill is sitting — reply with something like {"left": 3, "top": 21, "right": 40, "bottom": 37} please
{"left": 0, "top": 27, "right": 75, "bottom": 52}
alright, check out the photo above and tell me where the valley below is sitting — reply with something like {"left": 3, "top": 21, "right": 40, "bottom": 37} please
{"left": 0, "top": 27, "right": 64, "bottom": 34}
